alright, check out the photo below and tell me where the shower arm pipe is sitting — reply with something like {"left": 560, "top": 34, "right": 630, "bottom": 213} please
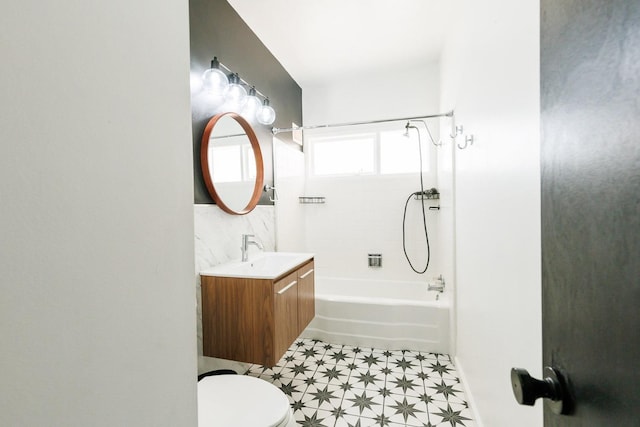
{"left": 271, "top": 110, "right": 454, "bottom": 135}
{"left": 406, "top": 119, "right": 441, "bottom": 147}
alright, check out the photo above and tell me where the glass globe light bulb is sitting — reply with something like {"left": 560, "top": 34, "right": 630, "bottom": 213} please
{"left": 201, "top": 57, "right": 228, "bottom": 95}
{"left": 257, "top": 99, "right": 276, "bottom": 125}
{"left": 222, "top": 73, "right": 247, "bottom": 113}
{"left": 257, "top": 105, "right": 276, "bottom": 125}
{"left": 241, "top": 87, "right": 262, "bottom": 122}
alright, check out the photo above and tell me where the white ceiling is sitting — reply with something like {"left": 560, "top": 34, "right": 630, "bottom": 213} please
{"left": 227, "top": 0, "right": 453, "bottom": 87}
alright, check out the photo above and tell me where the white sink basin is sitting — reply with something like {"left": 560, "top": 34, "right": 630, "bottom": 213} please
{"left": 200, "top": 252, "right": 314, "bottom": 280}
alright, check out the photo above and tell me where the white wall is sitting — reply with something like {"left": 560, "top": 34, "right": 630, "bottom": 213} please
{"left": 0, "top": 1, "right": 197, "bottom": 426}
{"left": 274, "top": 139, "right": 306, "bottom": 253}
{"left": 440, "top": 1, "right": 542, "bottom": 426}
{"left": 436, "top": 122, "right": 458, "bottom": 354}
{"left": 301, "top": 61, "right": 445, "bottom": 282}
{"left": 303, "top": 60, "right": 440, "bottom": 125}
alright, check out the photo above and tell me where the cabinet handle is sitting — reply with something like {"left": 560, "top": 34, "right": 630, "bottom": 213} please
{"left": 300, "top": 269, "right": 314, "bottom": 279}
{"left": 277, "top": 280, "right": 297, "bottom": 295}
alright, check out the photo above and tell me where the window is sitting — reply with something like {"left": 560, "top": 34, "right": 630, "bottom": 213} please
{"left": 310, "top": 134, "right": 375, "bottom": 176}
{"left": 307, "top": 124, "right": 432, "bottom": 177}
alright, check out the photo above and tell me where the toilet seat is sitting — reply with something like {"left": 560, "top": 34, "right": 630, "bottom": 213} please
{"left": 197, "top": 374, "right": 295, "bottom": 427}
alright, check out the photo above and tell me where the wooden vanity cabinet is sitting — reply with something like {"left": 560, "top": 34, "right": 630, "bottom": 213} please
{"left": 201, "top": 258, "right": 315, "bottom": 367}
{"left": 297, "top": 260, "right": 315, "bottom": 333}
{"left": 273, "top": 271, "right": 299, "bottom": 361}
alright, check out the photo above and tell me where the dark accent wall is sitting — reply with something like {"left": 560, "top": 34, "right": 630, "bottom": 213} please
{"left": 189, "top": 0, "right": 303, "bottom": 204}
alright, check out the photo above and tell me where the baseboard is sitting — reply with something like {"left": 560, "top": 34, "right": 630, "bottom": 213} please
{"left": 454, "top": 356, "right": 484, "bottom": 427}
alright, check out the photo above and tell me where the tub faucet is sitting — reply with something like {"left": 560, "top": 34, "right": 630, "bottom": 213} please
{"left": 241, "top": 234, "right": 263, "bottom": 262}
{"left": 428, "top": 275, "right": 446, "bottom": 293}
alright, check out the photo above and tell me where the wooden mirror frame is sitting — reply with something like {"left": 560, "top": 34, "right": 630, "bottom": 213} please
{"left": 200, "top": 112, "right": 265, "bottom": 215}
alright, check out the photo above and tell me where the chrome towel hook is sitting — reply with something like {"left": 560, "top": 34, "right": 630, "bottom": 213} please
{"left": 450, "top": 124, "right": 464, "bottom": 139}
{"left": 458, "top": 134, "right": 475, "bottom": 150}
{"left": 263, "top": 184, "right": 279, "bottom": 202}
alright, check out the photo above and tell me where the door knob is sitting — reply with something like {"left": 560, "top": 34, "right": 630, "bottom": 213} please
{"left": 511, "top": 367, "right": 572, "bottom": 415}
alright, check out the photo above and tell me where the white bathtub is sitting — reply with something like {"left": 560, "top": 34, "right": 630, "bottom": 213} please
{"left": 301, "top": 276, "right": 450, "bottom": 354}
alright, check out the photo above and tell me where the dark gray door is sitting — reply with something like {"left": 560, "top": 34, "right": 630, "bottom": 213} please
{"left": 540, "top": 0, "right": 640, "bottom": 425}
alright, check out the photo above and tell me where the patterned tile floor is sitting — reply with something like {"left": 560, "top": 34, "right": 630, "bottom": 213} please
{"left": 245, "top": 338, "right": 475, "bottom": 427}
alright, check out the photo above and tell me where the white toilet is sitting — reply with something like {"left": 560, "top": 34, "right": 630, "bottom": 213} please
{"left": 197, "top": 373, "right": 296, "bottom": 427}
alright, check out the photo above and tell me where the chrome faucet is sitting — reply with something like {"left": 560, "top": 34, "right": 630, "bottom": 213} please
{"left": 428, "top": 275, "right": 446, "bottom": 293}
{"left": 241, "top": 234, "right": 263, "bottom": 262}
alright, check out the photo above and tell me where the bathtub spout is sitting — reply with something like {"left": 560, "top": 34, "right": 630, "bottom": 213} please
{"left": 428, "top": 275, "right": 445, "bottom": 292}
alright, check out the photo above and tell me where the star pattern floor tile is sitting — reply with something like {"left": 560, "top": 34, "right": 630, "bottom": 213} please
{"left": 244, "top": 338, "right": 475, "bottom": 427}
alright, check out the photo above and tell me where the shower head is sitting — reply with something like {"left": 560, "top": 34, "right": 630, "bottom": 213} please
{"left": 403, "top": 121, "right": 411, "bottom": 137}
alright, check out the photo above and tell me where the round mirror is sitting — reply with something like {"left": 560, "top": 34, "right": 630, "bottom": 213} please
{"left": 200, "top": 112, "right": 264, "bottom": 215}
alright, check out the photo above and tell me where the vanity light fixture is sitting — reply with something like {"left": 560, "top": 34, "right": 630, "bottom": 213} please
{"left": 202, "top": 57, "right": 276, "bottom": 125}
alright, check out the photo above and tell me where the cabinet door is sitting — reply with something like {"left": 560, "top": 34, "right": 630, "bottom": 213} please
{"left": 273, "top": 271, "right": 298, "bottom": 363}
{"left": 297, "top": 260, "right": 315, "bottom": 333}
{"left": 201, "top": 276, "right": 273, "bottom": 365}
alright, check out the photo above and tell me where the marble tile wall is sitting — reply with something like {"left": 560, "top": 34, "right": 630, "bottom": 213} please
{"left": 194, "top": 203, "right": 276, "bottom": 373}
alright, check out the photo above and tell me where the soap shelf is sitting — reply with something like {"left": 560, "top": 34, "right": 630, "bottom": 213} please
{"left": 299, "top": 196, "right": 326, "bottom": 204}
{"left": 414, "top": 192, "right": 440, "bottom": 201}
{"left": 413, "top": 191, "right": 440, "bottom": 210}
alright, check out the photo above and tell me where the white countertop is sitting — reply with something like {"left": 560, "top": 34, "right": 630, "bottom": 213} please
{"left": 200, "top": 252, "right": 314, "bottom": 280}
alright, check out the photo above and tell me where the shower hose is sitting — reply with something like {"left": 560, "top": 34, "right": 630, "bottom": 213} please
{"left": 402, "top": 124, "right": 433, "bottom": 274}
